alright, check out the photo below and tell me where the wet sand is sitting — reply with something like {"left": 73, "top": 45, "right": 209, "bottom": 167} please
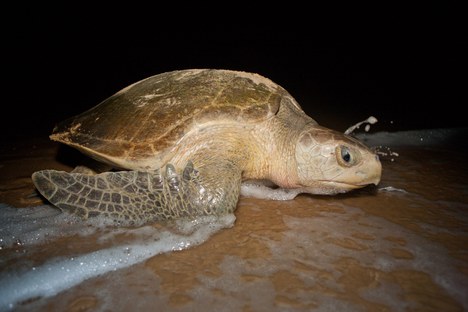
{"left": 1, "top": 131, "right": 468, "bottom": 311}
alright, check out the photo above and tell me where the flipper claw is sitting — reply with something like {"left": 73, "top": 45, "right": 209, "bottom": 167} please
{"left": 183, "top": 161, "right": 195, "bottom": 180}
{"left": 165, "top": 164, "right": 180, "bottom": 192}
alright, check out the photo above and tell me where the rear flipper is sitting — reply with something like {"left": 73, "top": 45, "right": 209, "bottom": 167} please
{"left": 31, "top": 162, "right": 239, "bottom": 226}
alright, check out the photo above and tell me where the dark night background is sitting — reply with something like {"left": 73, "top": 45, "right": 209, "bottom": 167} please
{"left": 2, "top": 5, "right": 466, "bottom": 142}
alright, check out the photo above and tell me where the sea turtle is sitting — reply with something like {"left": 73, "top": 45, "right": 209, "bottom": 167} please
{"left": 32, "top": 69, "right": 381, "bottom": 226}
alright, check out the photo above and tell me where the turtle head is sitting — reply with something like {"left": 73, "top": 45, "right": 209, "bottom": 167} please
{"left": 294, "top": 126, "right": 381, "bottom": 194}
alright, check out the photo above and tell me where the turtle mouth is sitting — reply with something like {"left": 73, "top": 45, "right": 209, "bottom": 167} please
{"left": 299, "top": 181, "right": 366, "bottom": 195}
{"left": 319, "top": 181, "right": 363, "bottom": 189}
{"left": 315, "top": 180, "right": 376, "bottom": 194}
{"left": 318, "top": 172, "right": 381, "bottom": 190}
{"left": 329, "top": 179, "right": 383, "bottom": 187}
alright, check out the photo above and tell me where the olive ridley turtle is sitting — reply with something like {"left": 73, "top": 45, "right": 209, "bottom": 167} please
{"left": 32, "top": 69, "right": 381, "bottom": 225}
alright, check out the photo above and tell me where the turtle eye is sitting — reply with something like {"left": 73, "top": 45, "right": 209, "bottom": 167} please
{"left": 342, "top": 147, "right": 351, "bottom": 163}
{"left": 336, "top": 145, "right": 358, "bottom": 167}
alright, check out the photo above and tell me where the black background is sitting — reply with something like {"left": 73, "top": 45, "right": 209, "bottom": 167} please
{"left": 2, "top": 5, "right": 466, "bottom": 140}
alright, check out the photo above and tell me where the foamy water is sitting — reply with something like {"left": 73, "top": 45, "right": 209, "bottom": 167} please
{"left": 1, "top": 128, "right": 467, "bottom": 311}
{"left": 0, "top": 206, "right": 235, "bottom": 310}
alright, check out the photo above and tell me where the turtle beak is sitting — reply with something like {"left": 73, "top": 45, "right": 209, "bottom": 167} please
{"left": 356, "top": 154, "right": 382, "bottom": 186}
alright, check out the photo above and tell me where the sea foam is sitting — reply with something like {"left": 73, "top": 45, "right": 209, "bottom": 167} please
{"left": 0, "top": 204, "right": 235, "bottom": 310}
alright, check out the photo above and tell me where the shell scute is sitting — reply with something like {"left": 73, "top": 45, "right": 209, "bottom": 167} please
{"left": 51, "top": 69, "right": 290, "bottom": 168}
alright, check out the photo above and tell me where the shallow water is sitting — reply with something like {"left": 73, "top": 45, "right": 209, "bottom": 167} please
{"left": 0, "top": 129, "right": 467, "bottom": 311}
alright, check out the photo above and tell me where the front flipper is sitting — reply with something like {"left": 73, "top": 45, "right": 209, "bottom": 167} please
{"left": 32, "top": 162, "right": 241, "bottom": 226}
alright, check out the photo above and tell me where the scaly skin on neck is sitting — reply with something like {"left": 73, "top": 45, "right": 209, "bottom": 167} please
{"left": 243, "top": 98, "right": 315, "bottom": 188}
{"left": 243, "top": 122, "right": 300, "bottom": 189}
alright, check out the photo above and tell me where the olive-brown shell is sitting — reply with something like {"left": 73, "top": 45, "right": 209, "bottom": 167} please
{"left": 50, "top": 69, "right": 298, "bottom": 168}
